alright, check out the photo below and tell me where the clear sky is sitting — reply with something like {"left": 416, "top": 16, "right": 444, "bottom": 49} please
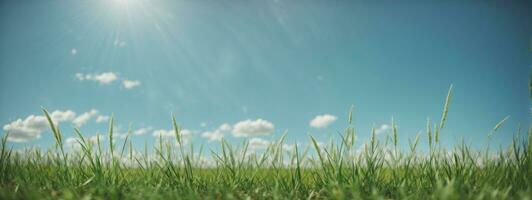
{"left": 1, "top": 0, "right": 531, "bottom": 152}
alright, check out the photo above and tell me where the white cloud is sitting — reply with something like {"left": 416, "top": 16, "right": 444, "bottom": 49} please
{"left": 2, "top": 109, "right": 102, "bottom": 142}
{"left": 201, "top": 131, "right": 223, "bottom": 142}
{"left": 218, "top": 123, "right": 231, "bottom": 132}
{"left": 201, "top": 123, "right": 231, "bottom": 142}
{"left": 282, "top": 144, "right": 296, "bottom": 152}
{"left": 200, "top": 122, "right": 207, "bottom": 128}
{"left": 75, "top": 73, "right": 84, "bottom": 80}
{"left": 76, "top": 72, "right": 141, "bottom": 89}
{"left": 112, "top": 132, "right": 129, "bottom": 139}
{"left": 152, "top": 129, "right": 175, "bottom": 138}
{"left": 3, "top": 115, "right": 47, "bottom": 142}
{"left": 180, "top": 129, "right": 194, "bottom": 137}
{"left": 133, "top": 127, "right": 153, "bottom": 135}
{"left": 3, "top": 110, "right": 75, "bottom": 142}
{"left": 71, "top": 48, "right": 77, "bottom": 55}
{"left": 309, "top": 114, "right": 337, "bottom": 129}
{"left": 75, "top": 72, "right": 118, "bottom": 84}
{"left": 232, "top": 119, "right": 274, "bottom": 137}
{"left": 122, "top": 79, "right": 141, "bottom": 89}
{"left": 73, "top": 109, "right": 98, "bottom": 127}
{"left": 249, "top": 138, "right": 270, "bottom": 149}
{"left": 66, "top": 137, "right": 81, "bottom": 150}
{"left": 66, "top": 134, "right": 110, "bottom": 149}
{"left": 50, "top": 110, "right": 76, "bottom": 123}
{"left": 91, "top": 72, "right": 118, "bottom": 84}
{"left": 153, "top": 129, "right": 193, "bottom": 146}
{"left": 95, "top": 115, "right": 110, "bottom": 123}
{"left": 375, "top": 124, "right": 392, "bottom": 135}
{"left": 88, "top": 134, "right": 105, "bottom": 143}
{"left": 152, "top": 129, "right": 192, "bottom": 138}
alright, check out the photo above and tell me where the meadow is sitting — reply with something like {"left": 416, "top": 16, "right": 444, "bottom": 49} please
{"left": 0, "top": 84, "right": 531, "bottom": 200}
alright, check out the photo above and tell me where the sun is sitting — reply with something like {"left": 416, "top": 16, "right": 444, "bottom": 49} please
{"left": 106, "top": 0, "right": 143, "bottom": 16}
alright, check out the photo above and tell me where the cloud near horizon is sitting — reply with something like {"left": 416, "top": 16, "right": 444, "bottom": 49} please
{"left": 72, "top": 109, "right": 99, "bottom": 127}
{"left": 201, "top": 123, "right": 231, "bottom": 142}
{"left": 133, "top": 127, "right": 153, "bottom": 135}
{"left": 232, "top": 119, "right": 274, "bottom": 137}
{"left": 309, "top": 114, "right": 337, "bottom": 129}
{"left": 152, "top": 129, "right": 194, "bottom": 146}
{"left": 95, "top": 115, "right": 110, "bottom": 123}
{"left": 152, "top": 129, "right": 193, "bottom": 138}
{"left": 249, "top": 137, "right": 270, "bottom": 149}
{"left": 2, "top": 109, "right": 105, "bottom": 142}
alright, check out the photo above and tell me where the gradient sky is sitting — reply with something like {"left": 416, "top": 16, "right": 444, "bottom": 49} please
{"left": 1, "top": 0, "right": 531, "bottom": 152}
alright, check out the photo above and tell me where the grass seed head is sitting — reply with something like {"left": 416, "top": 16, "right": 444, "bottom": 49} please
{"left": 439, "top": 84, "right": 453, "bottom": 130}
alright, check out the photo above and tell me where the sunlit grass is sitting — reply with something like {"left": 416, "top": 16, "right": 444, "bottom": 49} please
{"left": 0, "top": 84, "right": 531, "bottom": 199}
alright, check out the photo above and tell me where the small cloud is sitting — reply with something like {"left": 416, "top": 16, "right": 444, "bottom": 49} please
{"left": 122, "top": 79, "right": 141, "bottom": 89}
{"left": 72, "top": 109, "right": 98, "bottom": 127}
{"left": 310, "top": 114, "right": 337, "bottom": 129}
{"left": 249, "top": 138, "right": 270, "bottom": 150}
{"left": 152, "top": 128, "right": 193, "bottom": 145}
{"left": 50, "top": 110, "right": 77, "bottom": 123}
{"left": 201, "top": 131, "right": 224, "bottom": 142}
{"left": 133, "top": 127, "right": 153, "bottom": 135}
{"left": 200, "top": 122, "right": 207, "bottom": 128}
{"left": 76, "top": 72, "right": 118, "bottom": 84}
{"left": 152, "top": 129, "right": 175, "bottom": 138}
{"left": 92, "top": 72, "right": 118, "bottom": 84}
{"left": 95, "top": 115, "right": 110, "bottom": 123}
{"left": 67, "top": 135, "right": 104, "bottom": 150}
{"left": 241, "top": 106, "right": 248, "bottom": 113}
{"left": 66, "top": 137, "right": 81, "bottom": 150}
{"left": 88, "top": 134, "right": 105, "bottom": 143}
{"left": 65, "top": 137, "right": 81, "bottom": 149}
{"left": 180, "top": 129, "right": 194, "bottom": 137}
{"left": 375, "top": 124, "right": 392, "bottom": 135}
{"left": 152, "top": 129, "right": 192, "bottom": 138}
{"left": 316, "top": 75, "right": 324, "bottom": 81}
{"left": 282, "top": 144, "right": 296, "bottom": 152}
{"left": 75, "top": 73, "right": 84, "bottom": 80}
{"left": 76, "top": 72, "right": 140, "bottom": 89}
{"left": 71, "top": 48, "right": 77, "bottom": 55}
{"left": 232, "top": 119, "right": 274, "bottom": 137}
{"left": 218, "top": 123, "right": 231, "bottom": 132}
{"left": 112, "top": 131, "right": 130, "bottom": 139}
{"left": 201, "top": 123, "right": 231, "bottom": 142}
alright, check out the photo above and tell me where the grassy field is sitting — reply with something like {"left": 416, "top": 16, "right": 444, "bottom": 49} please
{"left": 1, "top": 85, "right": 531, "bottom": 200}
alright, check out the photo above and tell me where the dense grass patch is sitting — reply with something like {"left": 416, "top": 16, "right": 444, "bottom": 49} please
{"left": 1, "top": 86, "right": 531, "bottom": 200}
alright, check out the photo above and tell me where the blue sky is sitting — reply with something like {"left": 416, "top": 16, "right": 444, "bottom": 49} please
{"left": 1, "top": 0, "right": 531, "bottom": 152}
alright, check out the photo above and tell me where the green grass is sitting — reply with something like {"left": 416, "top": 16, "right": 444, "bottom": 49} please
{"left": 1, "top": 85, "right": 531, "bottom": 200}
